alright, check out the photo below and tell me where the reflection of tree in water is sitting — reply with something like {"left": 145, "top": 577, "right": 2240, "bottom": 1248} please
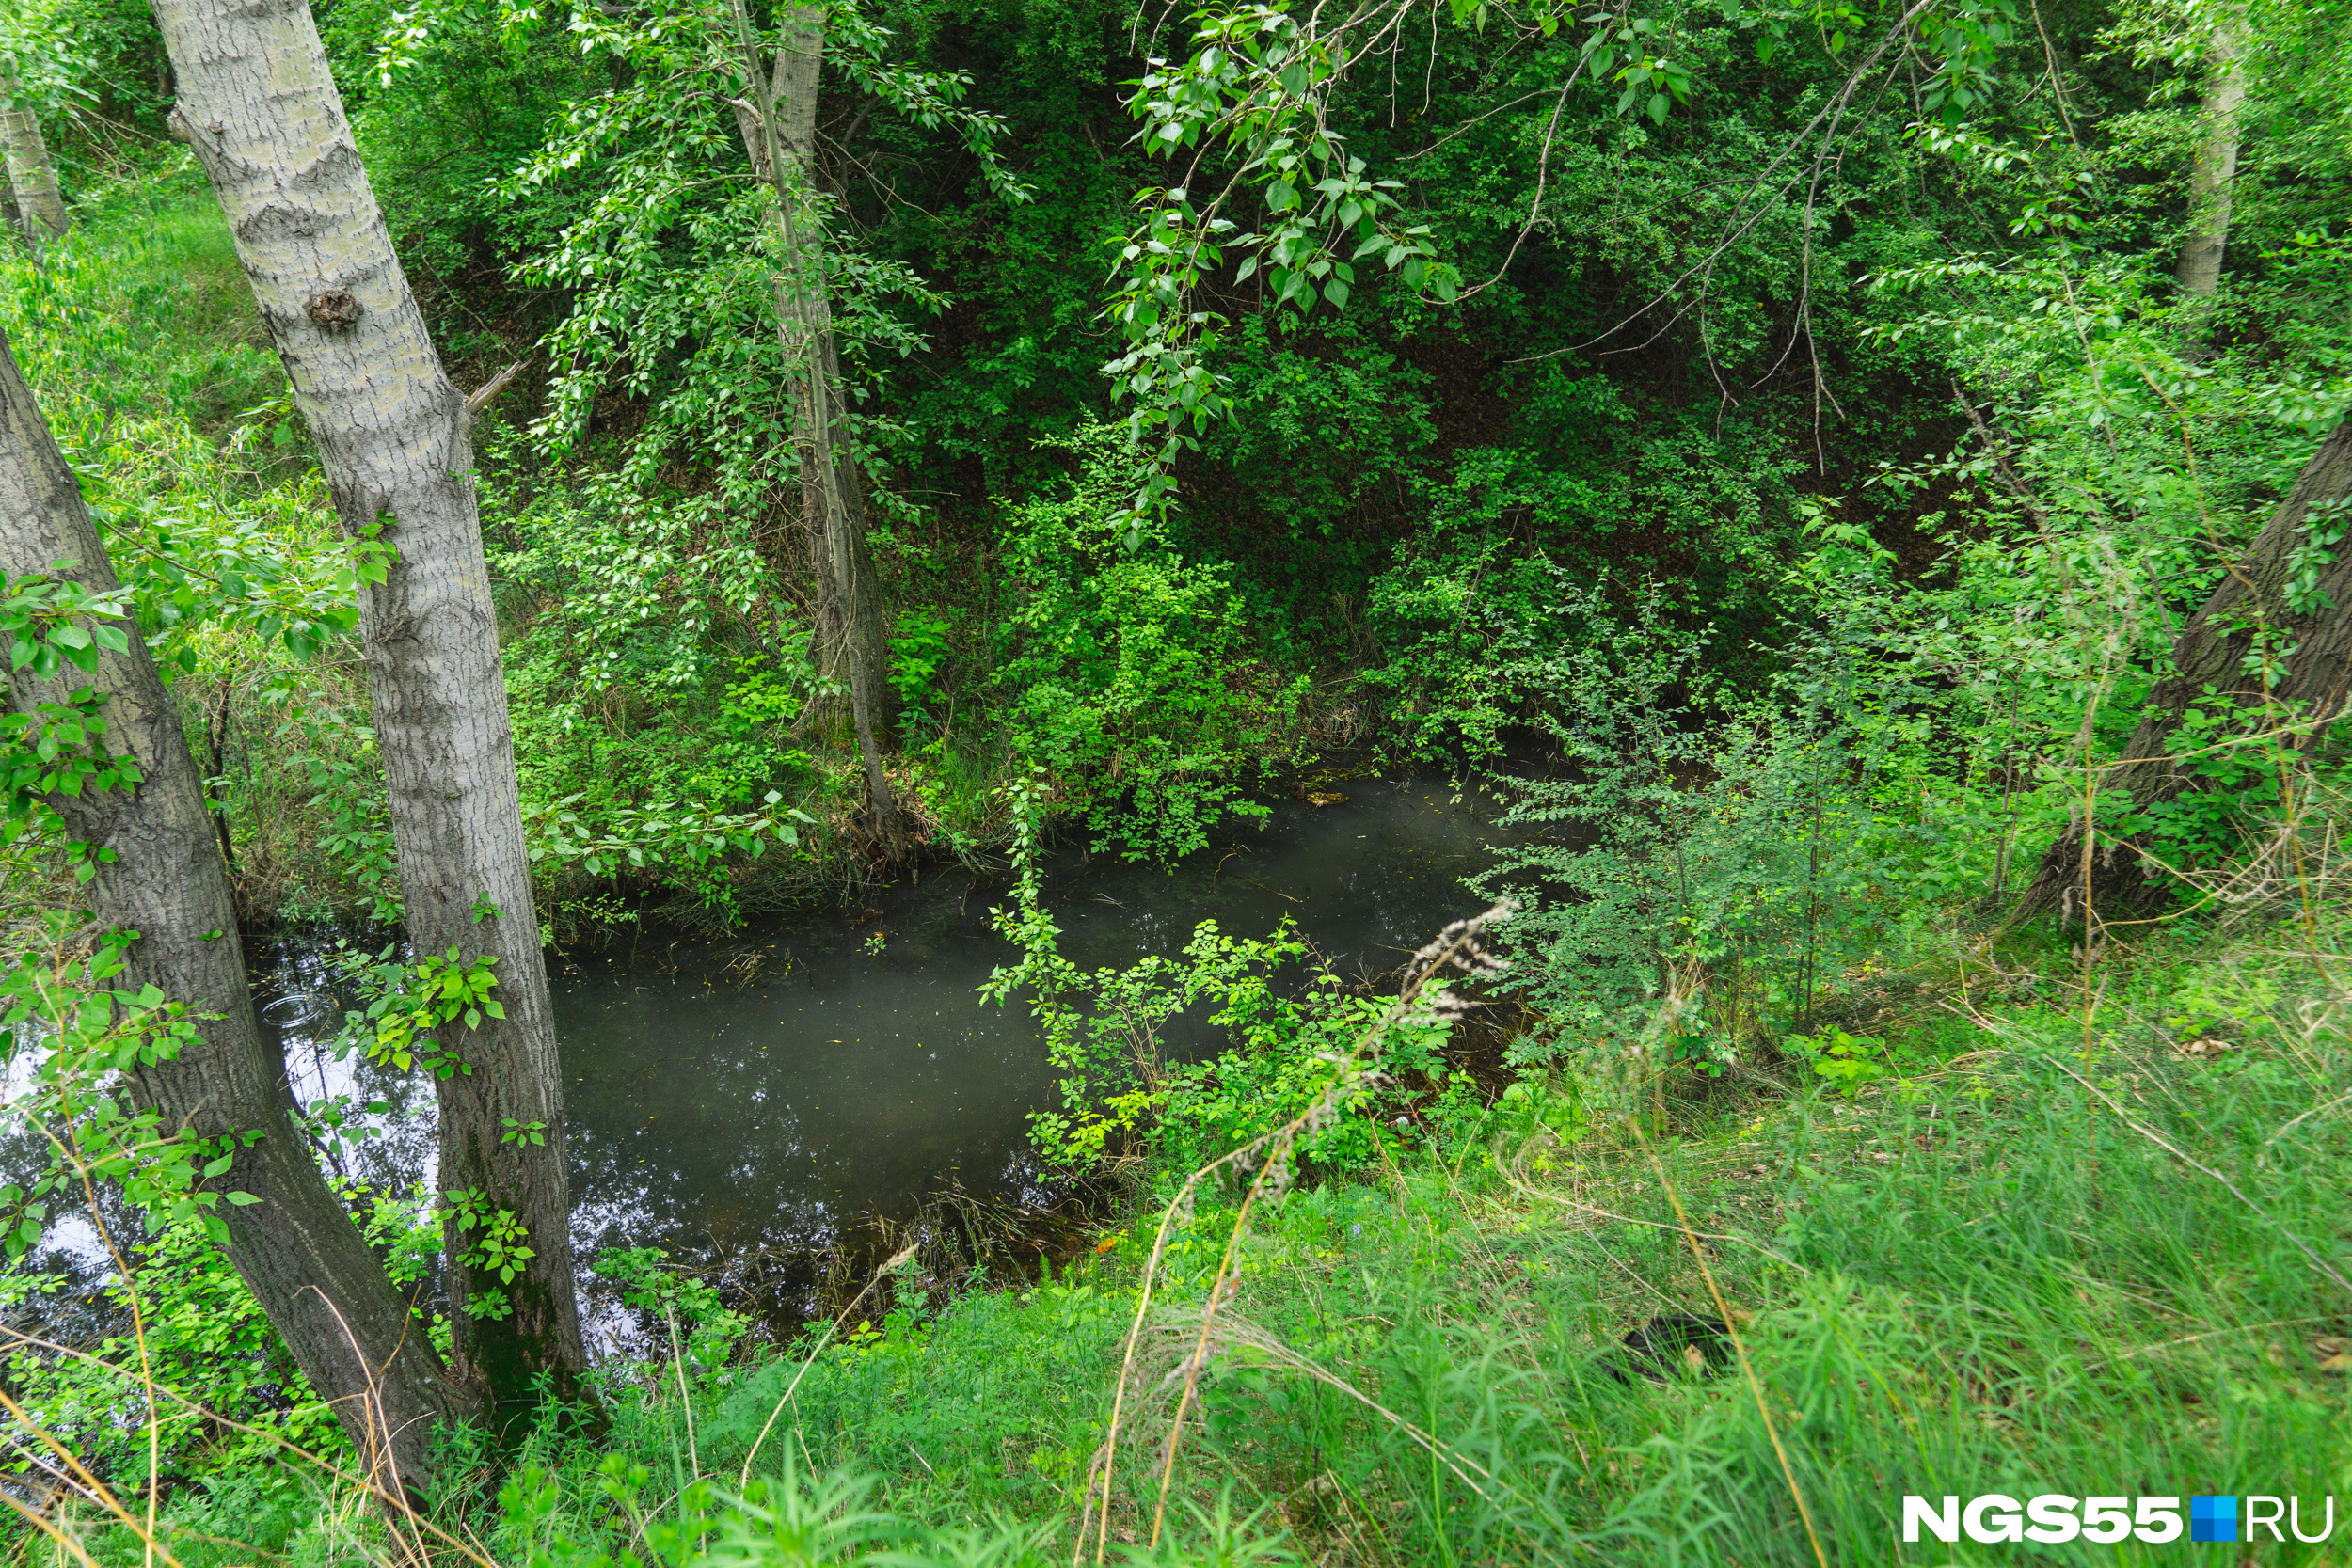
{"left": 249, "top": 938, "right": 438, "bottom": 1196}
{"left": 0, "top": 776, "right": 1516, "bottom": 1356}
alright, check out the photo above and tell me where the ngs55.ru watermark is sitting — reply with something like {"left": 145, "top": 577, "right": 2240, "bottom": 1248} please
{"left": 1903, "top": 1494, "right": 2336, "bottom": 1544}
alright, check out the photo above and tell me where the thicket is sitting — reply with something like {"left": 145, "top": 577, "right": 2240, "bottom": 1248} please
{"left": 0, "top": 0, "right": 2214, "bottom": 915}
{"left": 2, "top": 0, "right": 2350, "bottom": 1556}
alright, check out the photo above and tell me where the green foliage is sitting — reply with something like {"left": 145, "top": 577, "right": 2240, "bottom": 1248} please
{"left": 0, "top": 1177, "right": 436, "bottom": 1495}
{"left": 0, "top": 929, "right": 262, "bottom": 1250}
{"left": 1785, "top": 1027, "right": 1894, "bottom": 1098}
{"left": 0, "top": 560, "right": 272, "bottom": 1260}
{"left": 295, "top": 721, "right": 403, "bottom": 922}
{"left": 10, "top": 0, "right": 2352, "bottom": 1557}
{"left": 1361, "top": 530, "right": 1609, "bottom": 767}
{"left": 0, "top": 568, "right": 132, "bottom": 682}
{"left": 994, "top": 426, "right": 1304, "bottom": 861}
{"left": 446, "top": 1186, "right": 535, "bottom": 1321}
{"left": 0, "top": 1223, "right": 333, "bottom": 1487}
{"left": 467, "top": 0, "right": 1010, "bottom": 516}
{"left": 985, "top": 785, "right": 1447, "bottom": 1173}
{"left": 589, "top": 1246, "right": 747, "bottom": 1376}
{"left": 342, "top": 943, "right": 505, "bottom": 1079}
{"left": 0, "top": 569, "right": 140, "bottom": 878}
{"left": 887, "top": 609, "right": 954, "bottom": 712}
{"left": 1104, "top": 0, "right": 1451, "bottom": 513}
{"left": 1469, "top": 592, "right": 1901, "bottom": 1065}
{"left": 2, "top": 193, "right": 387, "bottom": 663}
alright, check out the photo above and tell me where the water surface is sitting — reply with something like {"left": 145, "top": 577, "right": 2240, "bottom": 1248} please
{"left": 21, "top": 775, "right": 1521, "bottom": 1314}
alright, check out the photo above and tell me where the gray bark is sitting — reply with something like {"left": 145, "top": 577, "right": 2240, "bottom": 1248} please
{"left": 730, "top": 1, "right": 903, "bottom": 858}
{"left": 2022, "top": 419, "right": 2352, "bottom": 922}
{"left": 149, "top": 0, "right": 590, "bottom": 1424}
{"left": 0, "top": 323, "right": 462, "bottom": 1495}
{"left": 0, "top": 74, "right": 68, "bottom": 245}
{"left": 2175, "top": 5, "right": 2246, "bottom": 303}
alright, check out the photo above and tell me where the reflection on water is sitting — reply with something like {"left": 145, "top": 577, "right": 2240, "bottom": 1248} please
{"left": 542, "top": 775, "right": 1518, "bottom": 1260}
{"left": 27, "top": 776, "right": 1519, "bottom": 1327}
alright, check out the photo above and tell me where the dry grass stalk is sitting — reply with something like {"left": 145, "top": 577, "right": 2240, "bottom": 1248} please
{"left": 1071, "top": 904, "right": 1509, "bottom": 1565}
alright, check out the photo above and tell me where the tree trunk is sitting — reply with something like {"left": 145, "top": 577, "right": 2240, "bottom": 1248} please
{"left": 730, "top": 0, "right": 903, "bottom": 858}
{"left": 0, "top": 74, "right": 68, "bottom": 245}
{"left": 151, "top": 0, "right": 591, "bottom": 1428}
{"left": 2174, "top": 4, "right": 2246, "bottom": 305}
{"left": 2021, "top": 419, "right": 2352, "bottom": 924}
{"left": 0, "top": 323, "right": 463, "bottom": 1496}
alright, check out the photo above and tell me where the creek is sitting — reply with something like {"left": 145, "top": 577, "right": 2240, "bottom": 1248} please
{"left": 13, "top": 774, "right": 1525, "bottom": 1343}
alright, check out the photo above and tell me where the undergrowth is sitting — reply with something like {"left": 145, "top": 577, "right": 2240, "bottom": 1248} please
{"left": 11, "top": 895, "right": 2350, "bottom": 1566}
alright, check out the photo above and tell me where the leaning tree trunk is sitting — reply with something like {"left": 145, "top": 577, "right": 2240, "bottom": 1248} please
{"left": 0, "top": 74, "right": 68, "bottom": 245}
{"left": 730, "top": 0, "right": 903, "bottom": 859}
{"left": 2021, "top": 419, "right": 2352, "bottom": 924}
{"left": 2174, "top": 4, "right": 2246, "bottom": 311}
{"left": 0, "top": 323, "right": 463, "bottom": 1496}
{"left": 151, "top": 0, "right": 591, "bottom": 1429}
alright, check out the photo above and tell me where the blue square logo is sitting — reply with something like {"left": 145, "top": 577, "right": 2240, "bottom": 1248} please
{"left": 2191, "top": 1496, "right": 2237, "bottom": 1544}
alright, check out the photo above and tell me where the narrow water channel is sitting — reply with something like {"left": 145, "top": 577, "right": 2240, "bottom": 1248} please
{"left": 13, "top": 774, "right": 1522, "bottom": 1336}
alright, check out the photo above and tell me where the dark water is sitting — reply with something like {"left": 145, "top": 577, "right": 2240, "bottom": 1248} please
{"left": 15, "top": 775, "right": 1521, "bottom": 1327}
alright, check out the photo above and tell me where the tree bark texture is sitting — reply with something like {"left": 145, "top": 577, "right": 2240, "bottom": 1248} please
{"left": 2021, "top": 419, "right": 2352, "bottom": 922}
{"left": 731, "top": 3, "right": 903, "bottom": 857}
{"left": 2175, "top": 4, "right": 2246, "bottom": 301}
{"left": 0, "top": 75, "right": 68, "bottom": 245}
{"left": 0, "top": 324, "right": 462, "bottom": 1495}
{"left": 149, "top": 0, "right": 590, "bottom": 1425}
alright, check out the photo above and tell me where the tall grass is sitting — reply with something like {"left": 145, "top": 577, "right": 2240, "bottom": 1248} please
{"left": 10, "top": 887, "right": 2347, "bottom": 1566}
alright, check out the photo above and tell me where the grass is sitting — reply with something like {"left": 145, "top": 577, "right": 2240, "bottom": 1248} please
{"left": 14, "top": 901, "right": 2348, "bottom": 1567}
{"left": 11, "top": 170, "right": 290, "bottom": 443}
